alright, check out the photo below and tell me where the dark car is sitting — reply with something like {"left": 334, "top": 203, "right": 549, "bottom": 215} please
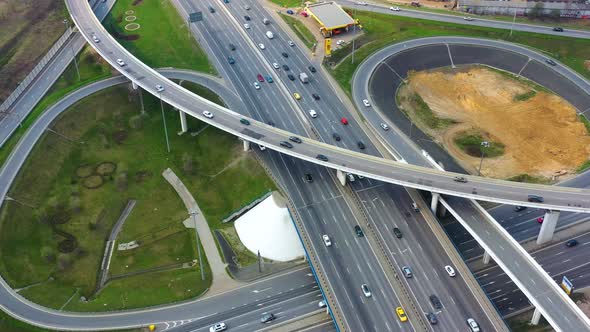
{"left": 514, "top": 206, "right": 527, "bottom": 212}
{"left": 209, "top": 6, "right": 215, "bottom": 13}
{"left": 244, "top": 15, "right": 251, "bottom": 21}
{"left": 546, "top": 59, "right": 557, "bottom": 66}
{"left": 240, "top": 118, "right": 250, "bottom": 125}
{"left": 280, "top": 141, "right": 293, "bottom": 148}
{"left": 287, "top": 73, "right": 295, "bottom": 81}
{"left": 333, "top": 133, "right": 341, "bottom": 141}
{"left": 566, "top": 239, "right": 578, "bottom": 247}
{"left": 286, "top": 9, "right": 294, "bottom": 14}
{"left": 282, "top": 52, "right": 289, "bottom": 58}
{"left": 426, "top": 312, "right": 438, "bottom": 325}
{"left": 553, "top": 27, "right": 564, "bottom": 32}
{"left": 227, "top": 56, "right": 235, "bottom": 64}
{"left": 304, "top": 174, "right": 313, "bottom": 183}
{"left": 312, "top": 93, "right": 320, "bottom": 100}
{"left": 316, "top": 154, "right": 328, "bottom": 162}
{"left": 454, "top": 176, "right": 468, "bottom": 183}
{"left": 393, "top": 227, "right": 402, "bottom": 239}
{"left": 308, "top": 65, "right": 317, "bottom": 73}
{"left": 528, "top": 195, "right": 544, "bottom": 203}
{"left": 267, "top": 121, "right": 275, "bottom": 127}
{"left": 260, "top": 313, "right": 275, "bottom": 323}
{"left": 354, "top": 225, "right": 364, "bottom": 237}
{"left": 357, "top": 141, "right": 365, "bottom": 150}
{"left": 229, "top": 43, "right": 236, "bottom": 51}
{"left": 265, "top": 75, "right": 274, "bottom": 83}
{"left": 429, "top": 295, "right": 442, "bottom": 309}
{"left": 282, "top": 64, "right": 290, "bottom": 71}
{"left": 289, "top": 136, "right": 302, "bottom": 144}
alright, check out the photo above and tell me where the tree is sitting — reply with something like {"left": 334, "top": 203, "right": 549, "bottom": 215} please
{"left": 528, "top": 2, "right": 544, "bottom": 19}
{"left": 549, "top": 9, "right": 561, "bottom": 20}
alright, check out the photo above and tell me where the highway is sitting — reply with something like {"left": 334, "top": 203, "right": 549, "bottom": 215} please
{"left": 340, "top": 0, "right": 590, "bottom": 39}
{"left": 180, "top": 0, "right": 504, "bottom": 330}
{"left": 350, "top": 36, "right": 590, "bottom": 330}
{"left": 64, "top": 0, "right": 590, "bottom": 213}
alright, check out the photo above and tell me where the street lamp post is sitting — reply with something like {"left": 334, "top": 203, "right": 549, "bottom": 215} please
{"left": 63, "top": 19, "right": 81, "bottom": 81}
{"left": 478, "top": 141, "right": 490, "bottom": 176}
{"left": 159, "top": 92, "right": 171, "bottom": 153}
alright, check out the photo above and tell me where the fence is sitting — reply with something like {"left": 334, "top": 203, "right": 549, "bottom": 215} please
{"left": 0, "top": 27, "right": 74, "bottom": 114}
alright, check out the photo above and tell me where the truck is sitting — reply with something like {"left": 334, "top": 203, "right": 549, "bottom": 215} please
{"left": 266, "top": 31, "right": 274, "bottom": 39}
{"left": 263, "top": 18, "right": 270, "bottom": 25}
{"left": 299, "top": 72, "right": 309, "bottom": 84}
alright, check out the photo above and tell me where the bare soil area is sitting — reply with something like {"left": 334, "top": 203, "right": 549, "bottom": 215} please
{"left": 0, "top": 0, "right": 66, "bottom": 102}
{"left": 399, "top": 65, "right": 590, "bottom": 180}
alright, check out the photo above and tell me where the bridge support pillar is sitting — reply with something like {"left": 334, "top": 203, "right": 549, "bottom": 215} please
{"left": 531, "top": 307, "right": 542, "bottom": 325}
{"left": 430, "top": 193, "right": 440, "bottom": 214}
{"left": 536, "top": 210, "right": 560, "bottom": 245}
{"left": 179, "top": 111, "right": 188, "bottom": 134}
{"left": 336, "top": 169, "right": 347, "bottom": 186}
{"left": 242, "top": 140, "right": 250, "bottom": 152}
{"left": 482, "top": 250, "right": 492, "bottom": 265}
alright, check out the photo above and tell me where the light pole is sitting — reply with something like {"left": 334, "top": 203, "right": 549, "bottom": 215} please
{"left": 351, "top": 8, "right": 357, "bottom": 64}
{"left": 159, "top": 92, "right": 171, "bottom": 153}
{"left": 478, "top": 141, "right": 490, "bottom": 176}
{"left": 191, "top": 212, "right": 205, "bottom": 281}
{"left": 509, "top": 7, "right": 517, "bottom": 37}
{"left": 63, "top": 19, "right": 80, "bottom": 81}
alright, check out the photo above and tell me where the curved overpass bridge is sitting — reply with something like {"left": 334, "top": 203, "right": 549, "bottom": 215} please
{"left": 66, "top": 0, "right": 590, "bottom": 214}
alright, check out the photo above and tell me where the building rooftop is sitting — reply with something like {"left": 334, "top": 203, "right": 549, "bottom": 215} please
{"left": 307, "top": 2, "right": 355, "bottom": 30}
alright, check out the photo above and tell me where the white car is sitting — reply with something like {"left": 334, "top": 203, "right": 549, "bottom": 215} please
{"left": 362, "top": 99, "right": 371, "bottom": 107}
{"left": 288, "top": 40, "right": 295, "bottom": 47}
{"left": 92, "top": 35, "right": 100, "bottom": 43}
{"left": 380, "top": 122, "right": 389, "bottom": 130}
{"left": 336, "top": 39, "right": 345, "bottom": 46}
{"left": 445, "top": 265, "right": 456, "bottom": 277}
{"left": 390, "top": 6, "right": 400, "bottom": 11}
{"left": 245, "top": 5, "right": 250, "bottom": 10}
{"left": 209, "top": 322, "right": 227, "bottom": 332}
{"left": 259, "top": 43, "right": 265, "bottom": 50}
{"left": 464, "top": 16, "right": 474, "bottom": 21}
{"left": 318, "top": 300, "right": 327, "bottom": 308}
{"left": 357, "top": 1, "right": 368, "bottom": 5}
{"left": 258, "top": 144, "right": 266, "bottom": 151}
{"left": 309, "top": 109, "right": 318, "bottom": 118}
{"left": 322, "top": 234, "right": 331, "bottom": 247}
{"left": 254, "top": 82, "right": 260, "bottom": 90}
{"left": 467, "top": 318, "right": 480, "bottom": 332}
{"left": 361, "top": 284, "right": 371, "bottom": 297}
{"left": 244, "top": 23, "right": 250, "bottom": 29}
{"left": 272, "top": 62, "right": 279, "bottom": 69}
{"left": 203, "top": 111, "right": 214, "bottom": 119}
{"left": 116, "top": 58, "right": 125, "bottom": 66}
{"left": 155, "top": 84, "right": 164, "bottom": 92}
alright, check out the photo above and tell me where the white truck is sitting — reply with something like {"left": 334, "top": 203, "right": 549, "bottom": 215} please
{"left": 299, "top": 72, "right": 309, "bottom": 84}
{"left": 266, "top": 31, "right": 274, "bottom": 39}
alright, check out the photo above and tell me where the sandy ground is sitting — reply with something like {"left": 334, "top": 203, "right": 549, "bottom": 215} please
{"left": 400, "top": 65, "right": 590, "bottom": 179}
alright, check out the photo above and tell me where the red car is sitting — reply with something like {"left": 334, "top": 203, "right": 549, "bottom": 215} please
{"left": 301, "top": 11, "right": 308, "bottom": 17}
{"left": 257, "top": 74, "right": 264, "bottom": 82}
{"left": 537, "top": 217, "right": 544, "bottom": 223}
{"left": 341, "top": 117, "right": 349, "bottom": 125}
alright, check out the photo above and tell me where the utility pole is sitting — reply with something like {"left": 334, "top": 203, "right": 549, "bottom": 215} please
{"left": 63, "top": 19, "right": 80, "bottom": 81}
{"left": 510, "top": 8, "right": 517, "bottom": 37}
{"left": 191, "top": 212, "right": 205, "bottom": 281}
{"left": 478, "top": 141, "right": 490, "bottom": 176}
{"left": 351, "top": 8, "right": 357, "bottom": 64}
{"left": 159, "top": 92, "right": 171, "bottom": 153}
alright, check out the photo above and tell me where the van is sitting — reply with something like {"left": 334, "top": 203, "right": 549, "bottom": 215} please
{"left": 263, "top": 18, "right": 270, "bottom": 25}
{"left": 266, "top": 31, "right": 274, "bottom": 39}
{"left": 527, "top": 195, "right": 544, "bottom": 203}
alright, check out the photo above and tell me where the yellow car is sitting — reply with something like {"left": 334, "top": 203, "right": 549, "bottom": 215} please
{"left": 293, "top": 92, "right": 301, "bottom": 100}
{"left": 396, "top": 306, "right": 408, "bottom": 322}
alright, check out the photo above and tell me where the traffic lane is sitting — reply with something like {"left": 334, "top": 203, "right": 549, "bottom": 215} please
{"left": 169, "top": 287, "right": 323, "bottom": 332}
{"left": 339, "top": 0, "right": 590, "bottom": 40}
{"left": 448, "top": 196, "right": 588, "bottom": 330}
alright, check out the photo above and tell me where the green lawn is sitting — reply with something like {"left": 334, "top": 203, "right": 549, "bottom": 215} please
{"left": 279, "top": 14, "right": 317, "bottom": 49}
{"left": 270, "top": 0, "right": 304, "bottom": 8}
{"left": 454, "top": 131, "right": 505, "bottom": 158}
{"left": 398, "top": 91, "right": 455, "bottom": 129}
{"left": 103, "top": 0, "right": 215, "bottom": 74}
{"left": 329, "top": 10, "right": 590, "bottom": 95}
{"left": 0, "top": 310, "right": 49, "bottom": 332}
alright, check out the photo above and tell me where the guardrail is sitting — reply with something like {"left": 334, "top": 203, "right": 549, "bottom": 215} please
{"left": 0, "top": 28, "right": 73, "bottom": 114}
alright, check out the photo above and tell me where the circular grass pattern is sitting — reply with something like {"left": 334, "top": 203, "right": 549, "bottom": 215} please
{"left": 96, "top": 162, "right": 117, "bottom": 176}
{"left": 82, "top": 175, "right": 104, "bottom": 189}
{"left": 125, "top": 23, "right": 141, "bottom": 31}
{"left": 58, "top": 239, "right": 77, "bottom": 253}
{"left": 125, "top": 15, "right": 137, "bottom": 22}
{"left": 75, "top": 164, "right": 94, "bottom": 178}
{"left": 125, "top": 10, "right": 135, "bottom": 15}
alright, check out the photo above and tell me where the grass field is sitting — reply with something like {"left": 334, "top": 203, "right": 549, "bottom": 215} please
{"left": 279, "top": 14, "right": 317, "bottom": 49}
{"left": 0, "top": 310, "right": 49, "bottom": 332}
{"left": 454, "top": 131, "right": 505, "bottom": 158}
{"left": 328, "top": 10, "right": 590, "bottom": 95}
{"left": 270, "top": 0, "right": 304, "bottom": 8}
{"left": 103, "top": 0, "right": 215, "bottom": 74}
{"left": 0, "top": 0, "right": 67, "bottom": 101}
{"left": 398, "top": 91, "right": 455, "bottom": 129}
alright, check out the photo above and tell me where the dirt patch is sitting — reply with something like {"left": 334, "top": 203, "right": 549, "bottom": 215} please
{"left": 132, "top": 0, "right": 144, "bottom": 5}
{"left": 82, "top": 175, "right": 104, "bottom": 189}
{"left": 75, "top": 164, "right": 94, "bottom": 178}
{"left": 585, "top": 60, "right": 590, "bottom": 72}
{"left": 95, "top": 162, "right": 117, "bottom": 176}
{"left": 400, "top": 65, "right": 590, "bottom": 180}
